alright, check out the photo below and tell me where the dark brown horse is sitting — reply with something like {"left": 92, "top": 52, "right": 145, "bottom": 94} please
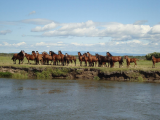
{"left": 64, "top": 53, "right": 76, "bottom": 66}
{"left": 42, "top": 52, "right": 53, "bottom": 65}
{"left": 32, "top": 51, "right": 43, "bottom": 65}
{"left": 124, "top": 56, "right": 138, "bottom": 68}
{"left": 12, "top": 50, "right": 25, "bottom": 64}
{"left": 152, "top": 56, "right": 160, "bottom": 68}
{"left": 87, "top": 52, "right": 98, "bottom": 67}
{"left": 25, "top": 53, "right": 36, "bottom": 64}
{"left": 50, "top": 51, "right": 62, "bottom": 65}
{"left": 95, "top": 53, "right": 111, "bottom": 67}
{"left": 106, "top": 52, "right": 123, "bottom": 68}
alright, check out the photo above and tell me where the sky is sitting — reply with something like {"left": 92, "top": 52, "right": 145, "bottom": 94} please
{"left": 0, "top": 0, "right": 160, "bottom": 55}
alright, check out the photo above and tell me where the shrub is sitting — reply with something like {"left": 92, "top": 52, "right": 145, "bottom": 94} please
{"left": 145, "top": 52, "right": 160, "bottom": 60}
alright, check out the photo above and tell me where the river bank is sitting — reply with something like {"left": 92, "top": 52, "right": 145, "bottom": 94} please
{"left": 0, "top": 66, "right": 160, "bottom": 82}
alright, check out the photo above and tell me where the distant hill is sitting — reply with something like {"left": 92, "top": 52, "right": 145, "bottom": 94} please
{"left": 8, "top": 51, "right": 146, "bottom": 56}
{"left": 60, "top": 51, "right": 146, "bottom": 56}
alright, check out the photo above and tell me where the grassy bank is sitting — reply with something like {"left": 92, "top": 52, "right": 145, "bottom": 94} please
{"left": 0, "top": 56, "right": 160, "bottom": 72}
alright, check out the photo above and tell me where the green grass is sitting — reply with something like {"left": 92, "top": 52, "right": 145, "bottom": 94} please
{"left": 36, "top": 68, "right": 69, "bottom": 79}
{"left": 0, "top": 72, "right": 12, "bottom": 78}
{"left": 0, "top": 56, "right": 160, "bottom": 72}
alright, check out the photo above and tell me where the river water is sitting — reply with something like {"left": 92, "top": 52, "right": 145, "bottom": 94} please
{"left": 0, "top": 78, "right": 160, "bottom": 120}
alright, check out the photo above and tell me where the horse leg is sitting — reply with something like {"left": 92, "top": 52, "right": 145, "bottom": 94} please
{"left": 75, "top": 60, "right": 76, "bottom": 66}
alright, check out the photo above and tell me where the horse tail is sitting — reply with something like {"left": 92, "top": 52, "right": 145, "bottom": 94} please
{"left": 121, "top": 57, "right": 124, "bottom": 63}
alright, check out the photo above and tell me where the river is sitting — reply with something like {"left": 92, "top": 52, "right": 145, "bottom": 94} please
{"left": 0, "top": 78, "right": 160, "bottom": 120}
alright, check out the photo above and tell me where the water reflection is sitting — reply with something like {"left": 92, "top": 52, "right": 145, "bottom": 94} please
{"left": 0, "top": 78, "right": 160, "bottom": 120}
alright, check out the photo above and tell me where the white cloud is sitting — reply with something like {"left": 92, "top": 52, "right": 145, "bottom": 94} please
{"left": 29, "top": 11, "right": 36, "bottom": 15}
{"left": 0, "top": 30, "right": 12, "bottom": 35}
{"left": 3, "top": 42, "right": 26, "bottom": 47}
{"left": 35, "top": 42, "right": 65, "bottom": 47}
{"left": 150, "top": 25, "right": 160, "bottom": 34}
{"left": 31, "top": 22, "right": 58, "bottom": 32}
{"left": 39, "top": 21, "right": 158, "bottom": 42}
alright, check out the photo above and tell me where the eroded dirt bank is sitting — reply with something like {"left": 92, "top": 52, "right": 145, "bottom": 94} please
{"left": 0, "top": 66, "right": 160, "bottom": 82}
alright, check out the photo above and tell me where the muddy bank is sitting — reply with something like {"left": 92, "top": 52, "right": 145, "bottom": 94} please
{"left": 0, "top": 66, "right": 160, "bottom": 82}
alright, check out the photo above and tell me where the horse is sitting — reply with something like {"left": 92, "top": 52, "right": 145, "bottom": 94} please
{"left": 32, "top": 51, "right": 43, "bottom": 65}
{"left": 87, "top": 52, "right": 98, "bottom": 67}
{"left": 42, "top": 52, "right": 53, "bottom": 65}
{"left": 152, "top": 56, "right": 160, "bottom": 68}
{"left": 64, "top": 53, "right": 76, "bottom": 66}
{"left": 50, "top": 51, "right": 62, "bottom": 65}
{"left": 83, "top": 53, "right": 89, "bottom": 66}
{"left": 95, "top": 53, "right": 111, "bottom": 67}
{"left": 25, "top": 53, "right": 36, "bottom": 64}
{"left": 58, "top": 51, "right": 65, "bottom": 66}
{"left": 11, "top": 50, "right": 25, "bottom": 64}
{"left": 78, "top": 52, "right": 85, "bottom": 66}
{"left": 124, "top": 56, "right": 138, "bottom": 68}
{"left": 106, "top": 52, "right": 123, "bottom": 68}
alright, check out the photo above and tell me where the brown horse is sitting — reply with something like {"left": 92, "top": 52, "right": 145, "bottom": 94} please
{"left": 83, "top": 53, "right": 89, "bottom": 66}
{"left": 95, "top": 53, "right": 111, "bottom": 67}
{"left": 12, "top": 50, "right": 25, "bottom": 64}
{"left": 50, "top": 51, "right": 62, "bottom": 65}
{"left": 42, "top": 52, "right": 53, "bottom": 65}
{"left": 87, "top": 52, "right": 98, "bottom": 67}
{"left": 64, "top": 53, "right": 76, "bottom": 66}
{"left": 124, "top": 56, "right": 138, "bottom": 68}
{"left": 106, "top": 52, "right": 123, "bottom": 68}
{"left": 58, "top": 51, "right": 64, "bottom": 66}
{"left": 78, "top": 52, "right": 85, "bottom": 66}
{"left": 152, "top": 56, "right": 160, "bottom": 68}
{"left": 32, "top": 51, "right": 43, "bottom": 65}
{"left": 25, "top": 53, "right": 36, "bottom": 64}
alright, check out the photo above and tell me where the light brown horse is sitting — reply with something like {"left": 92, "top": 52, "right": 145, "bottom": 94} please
{"left": 83, "top": 53, "right": 89, "bottom": 66}
{"left": 42, "top": 52, "right": 53, "bottom": 65}
{"left": 124, "top": 56, "right": 138, "bottom": 68}
{"left": 78, "top": 52, "right": 85, "bottom": 66}
{"left": 11, "top": 50, "right": 25, "bottom": 64}
{"left": 32, "top": 51, "right": 43, "bottom": 65}
{"left": 25, "top": 53, "right": 36, "bottom": 64}
{"left": 106, "top": 52, "right": 123, "bottom": 68}
{"left": 152, "top": 56, "right": 160, "bottom": 68}
{"left": 87, "top": 52, "right": 98, "bottom": 67}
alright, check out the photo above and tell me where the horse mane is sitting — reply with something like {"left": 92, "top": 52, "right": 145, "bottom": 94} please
{"left": 50, "top": 51, "right": 57, "bottom": 56}
{"left": 107, "top": 52, "right": 112, "bottom": 56}
{"left": 58, "top": 50, "right": 62, "bottom": 54}
{"left": 18, "top": 50, "right": 24, "bottom": 56}
{"left": 42, "top": 51, "right": 48, "bottom": 54}
{"left": 78, "top": 52, "right": 82, "bottom": 56}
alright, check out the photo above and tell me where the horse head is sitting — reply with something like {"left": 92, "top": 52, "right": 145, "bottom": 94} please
{"left": 87, "top": 52, "right": 90, "bottom": 57}
{"left": 78, "top": 52, "right": 81, "bottom": 56}
{"left": 124, "top": 56, "right": 128, "bottom": 59}
{"left": 58, "top": 51, "right": 62, "bottom": 55}
{"left": 95, "top": 53, "right": 99, "bottom": 58}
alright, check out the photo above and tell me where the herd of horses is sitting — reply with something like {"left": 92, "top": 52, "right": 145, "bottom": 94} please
{"left": 11, "top": 50, "right": 160, "bottom": 68}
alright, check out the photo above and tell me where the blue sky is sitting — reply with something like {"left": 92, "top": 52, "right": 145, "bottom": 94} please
{"left": 0, "top": 0, "right": 160, "bottom": 54}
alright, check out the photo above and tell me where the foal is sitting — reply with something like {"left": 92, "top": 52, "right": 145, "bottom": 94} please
{"left": 124, "top": 56, "right": 138, "bottom": 68}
